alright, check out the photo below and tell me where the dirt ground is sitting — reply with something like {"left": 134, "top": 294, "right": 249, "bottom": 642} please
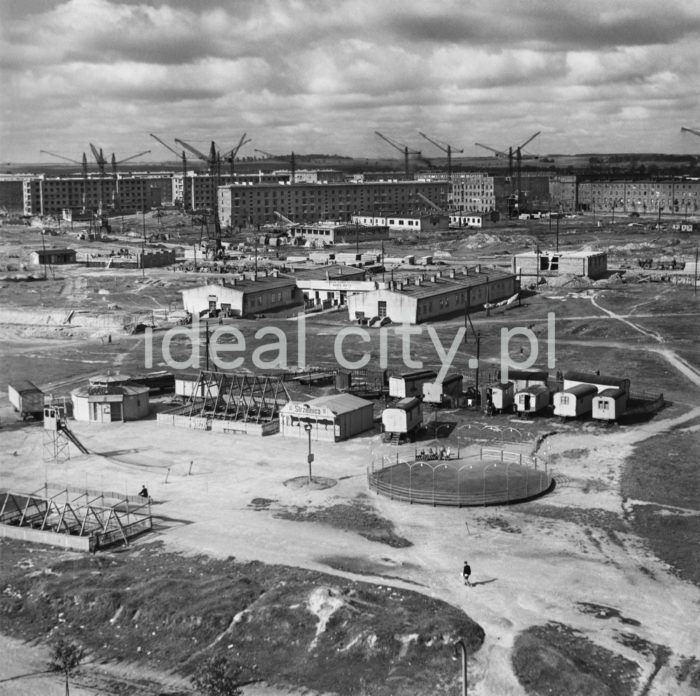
{"left": 1, "top": 218, "right": 700, "bottom": 695}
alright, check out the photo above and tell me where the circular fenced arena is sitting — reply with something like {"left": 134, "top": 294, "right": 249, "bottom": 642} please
{"left": 367, "top": 449, "right": 553, "bottom": 506}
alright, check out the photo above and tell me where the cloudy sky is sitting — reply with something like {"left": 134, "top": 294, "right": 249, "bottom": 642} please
{"left": 1, "top": 0, "right": 699, "bottom": 163}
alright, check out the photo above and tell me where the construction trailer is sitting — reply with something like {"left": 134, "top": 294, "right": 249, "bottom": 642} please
{"left": 388, "top": 370, "right": 437, "bottom": 399}
{"left": 279, "top": 393, "right": 374, "bottom": 442}
{"left": 381, "top": 397, "right": 422, "bottom": 443}
{"left": 422, "top": 373, "right": 463, "bottom": 406}
{"left": 592, "top": 388, "right": 628, "bottom": 422}
{"left": 514, "top": 384, "right": 551, "bottom": 416}
{"left": 8, "top": 381, "right": 45, "bottom": 420}
{"left": 553, "top": 383, "right": 597, "bottom": 418}
{"left": 334, "top": 368, "right": 388, "bottom": 397}
{"left": 481, "top": 382, "right": 515, "bottom": 414}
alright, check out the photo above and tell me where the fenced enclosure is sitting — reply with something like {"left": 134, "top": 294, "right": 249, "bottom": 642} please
{"left": 367, "top": 447, "right": 553, "bottom": 507}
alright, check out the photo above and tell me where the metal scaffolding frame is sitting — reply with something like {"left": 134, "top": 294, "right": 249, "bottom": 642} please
{"left": 185, "top": 371, "right": 291, "bottom": 423}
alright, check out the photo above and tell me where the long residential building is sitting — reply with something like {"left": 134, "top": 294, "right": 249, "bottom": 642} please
{"left": 217, "top": 180, "right": 450, "bottom": 229}
{"left": 23, "top": 174, "right": 169, "bottom": 216}
{"left": 577, "top": 179, "right": 700, "bottom": 215}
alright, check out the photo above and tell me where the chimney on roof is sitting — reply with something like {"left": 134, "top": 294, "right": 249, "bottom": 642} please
{"left": 414, "top": 277, "right": 421, "bottom": 286}
{"left": 476, "top": 264, "right": 481, "bottom": 273}
{"left": 325, "top": 271, "right": 330, "bottom": 281}
{"left": 463, "top": 267, "right": 468, "bottom": 275}
{"left": 437, "top": 270, "right": 442, "bottom": 278}
{"left": 430, "top": 275, "right": 437, "bottom": 283}
{"left": 449, "top": 268, "right": 456, "bottom": 278}
{"left": 231, "top": 277, "right": 236, "bottom": 286}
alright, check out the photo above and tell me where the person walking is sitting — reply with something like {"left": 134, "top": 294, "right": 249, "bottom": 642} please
{"left": 462, "top": 560, "right": 472, "bottom": 587}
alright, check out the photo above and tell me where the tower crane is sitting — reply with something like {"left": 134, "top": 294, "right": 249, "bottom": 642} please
{"left": 173, "top": 138, "right": 224, "bottom": 253}
{"left": 149, "top": 134, "right": 190, "bottom": 211}
{"left": 374, "top": 131, "right": 421, "bottom": 179}
{"left": 109, "top": 149, "right": 151, "bottom": 211}
{"left": 475, "top": 131, "right": 541, "bottom": 213}
{"left": 418, "top": 132, "right": 464, "bottom": 178}
{"left": 222, "top": 133, "right": 251, "bottom": 177}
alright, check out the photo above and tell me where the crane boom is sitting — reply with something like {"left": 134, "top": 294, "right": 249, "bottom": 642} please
{"left": 40, "top": 150, "right": 82, "bottom": 165}
{"left": 174, "top": 138, "right": 211, "bottom": 163}
{"left": 149, "top": 134, "right": 181, "bottom": 158}
{"left": 475, "top": 142, "right": 507, "bottom": 157}
{"left": 681, "top": 127, "right": 700, "bottom": 138}
{"left": 418, "top": 132, "right": 464, "bottom": 154}
{"left": 518, "top": 131, "right": 541, "bottom": 150}
{"left": 116, "top": 150, "right": 151, "bottom": 164}
{"left": 374, "top": 131, "right": 420, "bottom": 155}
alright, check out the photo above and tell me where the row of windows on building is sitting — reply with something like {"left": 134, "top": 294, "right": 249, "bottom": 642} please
{"left": 416, "top": 282, "right": 507, "bottom": 314}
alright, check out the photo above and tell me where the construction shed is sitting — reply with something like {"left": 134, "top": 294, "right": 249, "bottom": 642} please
{"left": 181, "top": 277, "right": 300, "bottom": 317}
{"left": 389, "top": 370, "right": 437, "bottom": 399}
{"left": 592, "top": 388, "right": 628, "bottom": 422}
{"left": 29, "top": 248, "right": 76, "bottom": 265}
{"left": 8, "top": 380, "right": 45, "bottom": 420}
{"left": 563, "top": 371, "right": 631, "bottom": 395}
{"left": 422, "top": 374, "right": 463, "bottom": 406}
{"left": 71, "top": 374, "right": 149, "bottom": 423}
{"left": 512, "top": 250, "right": 608, "bottom": 279}
{"left": 381, "top": 397, "right": 422, "bottom": 442}
{"left": 347, "top": 267, "right": 518, "bottom": 324}
{"left": 280, "top": 393, "right": 374, "bottom": 442}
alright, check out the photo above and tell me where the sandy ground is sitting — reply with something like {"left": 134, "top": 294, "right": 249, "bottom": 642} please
{"left": 1, "top": 396, "right": 699, "bottom": 695}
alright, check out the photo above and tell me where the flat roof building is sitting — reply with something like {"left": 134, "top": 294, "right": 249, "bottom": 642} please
{"left": 181, "top": 277, "right": 300, "bottom": 317}
{"left": 347, "top": 266, "right": 518, "bottom": 324}
{"left": 29, "top": 248, "right": 76, "bottom": 265}
{"left": 512, "top": 250, "right": 607, "bottom": 279}
{"left": 279, "top": 393, "right": 374, "bottom": 441}
{"left": 218, "top": 180, "right": 450, "bottom": 229}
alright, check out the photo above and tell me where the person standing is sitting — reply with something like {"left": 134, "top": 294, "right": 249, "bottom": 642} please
{"left": 462, "top": 560, "right": 472, "bottom": 587}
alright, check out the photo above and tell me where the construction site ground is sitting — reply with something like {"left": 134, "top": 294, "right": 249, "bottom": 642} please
{"left": 0, "top": 214, "right": 699, "bottom": 695}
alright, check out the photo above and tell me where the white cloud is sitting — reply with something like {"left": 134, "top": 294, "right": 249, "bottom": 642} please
{"left": 1, "top": 0, "right": 699, "bottom": 160}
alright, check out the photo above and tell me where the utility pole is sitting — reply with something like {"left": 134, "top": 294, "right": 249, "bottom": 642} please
{"left": 141, "top": 209, "right": 147, "bottom": 278}
{"left": 695, "top": 246, "right": 698, "bottom": 296}
{"left": 204, "top": 321, "right": 210, "bottom": 371}
{"left": 556, "top": 216, "right": 560, "bottom": 252}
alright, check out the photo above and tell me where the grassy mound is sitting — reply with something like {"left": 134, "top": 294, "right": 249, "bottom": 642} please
{"left": 0, "top": 539, "right": 483, "bottom": 695}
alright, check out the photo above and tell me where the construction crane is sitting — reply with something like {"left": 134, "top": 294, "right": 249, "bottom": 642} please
{"left": 106, "top": 149, "right": 150, "bottom": 210}
{"left": 475, "top": 132, "right": 541, "bottom": 213}
{"left": 222, "top": 133, "right": 251, "bottom": 177}
{"left": 374, "top": 131, "right": 421, "bottom": 179}
{"left": 173, "top": 138, "right": 224, "bottom": 253}
{"left": 149, "top": 133, "right": 190, "bottom": 211}
{"left": 418, "top": 132, "right": 464, "bottom": 178}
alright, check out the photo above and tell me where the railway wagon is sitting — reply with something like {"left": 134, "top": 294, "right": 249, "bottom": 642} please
{"left": 388, "top": 369, "right": 437, "bottom": 399}
{"left": 514, "top": 384, "right": 550, "bottom": 415}
{"left": 381, "top": 397, "right": 422, "bottom": 440}
{"left": 592, "top": 387, "right": 628, "bottom": 422}
{"left": 553, "top": 383, "right": 597, "bottom": 418}
{"left": 422, "top": 373, "right": 463, "bottom": 406}
{"left": 481, "top": 382, "right": 514, "bottom": 414}
{"left": 8, "top": 380, "right": 45, "bottom": 420}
